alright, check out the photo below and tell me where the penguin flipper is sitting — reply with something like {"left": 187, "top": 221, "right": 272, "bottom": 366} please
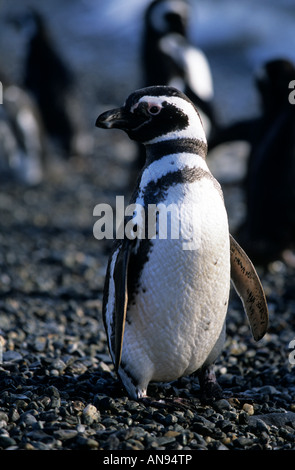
{"left": 229, "top": 234, "right": 269, "bottom": 341}
{"left": 113, "top": 239, "right": 132, "bottom": 371}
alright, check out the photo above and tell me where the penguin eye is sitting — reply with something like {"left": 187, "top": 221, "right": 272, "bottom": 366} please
{"left": 148, "top": 104, "right": 162, "bottom": 116}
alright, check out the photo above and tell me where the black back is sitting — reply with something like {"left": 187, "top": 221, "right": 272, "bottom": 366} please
{"left": 22, "top": 10, "right": 76, "bottom": 156}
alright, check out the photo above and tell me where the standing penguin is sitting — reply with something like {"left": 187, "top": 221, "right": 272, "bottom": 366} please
{"left": 96, "top": 86, "right": 268, "bottom": 401}
{"left": 209, "top": 58, "right": 295, "bottom": 263}
{"left": 0, "top": 72, "right": 46, "bottom": 185}
{"left": 142, "top": 0, "right": 218, "bottom": 140}
{"left": 12, "top": 9, "right": 83, "bottom": 158}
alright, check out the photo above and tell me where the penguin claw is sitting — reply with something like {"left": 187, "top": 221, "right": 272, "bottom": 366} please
{"left": 200, "top": 381, "right": 223, "bottom": 403}
{"left": 198, "top": 365, "right": 223, "bottom": 403}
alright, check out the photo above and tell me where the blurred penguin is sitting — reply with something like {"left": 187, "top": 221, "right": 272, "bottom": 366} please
{"left": 0, "top": 72, "right": 46, "bottom": 185}
{"left": 209, "top": 58, "right": 295, "bottom": 264}
{"left": 142, "top": 0, "right": 218, "bottom": 140}
{"left": 12, "top": 9, "right": 87, "bottom": 159}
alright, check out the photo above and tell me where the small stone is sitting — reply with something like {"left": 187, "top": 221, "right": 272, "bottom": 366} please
{"left": 102, "top": 417, "right": 118, "bottom": 427}
{"left": 213, "top": 399, "right": 231, "bottom": 412}
{"left": 98, "top": 361, "right": 111, "bottom": 372}
{"left": 26, "top": 429, "right": 51, "bottom": 441}
{"left": 72, "top": 401, "right": 85, "bottom": 413}
{"left": 9, "top": 408, "right": 20, "bottom": 422}
{"left": 164, "top": 413, "right": 178, "bottom": 425}
{"left": 94, "top": 395, "right": 116, "bottom": 410}
{"left": 124, "top": 438, "right": 145, "bottom": 450}
{"left": 256, "top": 423, "right": 271, "bottom": 439}
{"left": 185, "top": 409, "right": 195, "bottom": 420}
{"left": 192, "top": 422, "right": 213, "bottom": 437}
{"left": 33, "top": 337, "right": 47, "bottom": 352}
{"left": 239, "top": 410, "right": 250, "bottom": 425}
{"left": 164, "top": 430, "right": 181, "bottom": 438}
{"left": 234, "top": 436, "right": 255, "bottom": 448}
{"left": 0, "top": 412, "right": 8, "bottom": 423}
{"left": 51, "top": 358, "right": 67, "bottom": 371}
{"left": 82, "top": 404, "right": 100, "bottom": 425}
{"left": 19, "top": 411, "right": 38, "bottom": 426}
{"left": 217, "top": 419, "right": 235, "bottom": 433}
{"left": 39, "top": 410, "right": 58, "bottom": 422}
{"left": 0, "top": 435, "right": 17, "bottom": 448}
{"left": 84, "top": 438, "right": 99, "bottom": 449}
{"left": 3, "top": 351, "right": 22, "bottom": 362}
{"left": 222, "top": 437, "right": 232, "bottom": 446}
{"left": 243, "top": 403, "right": 254, "bottom": 415}
{"left": 259, "top": 385, "right": 280, "bottom": 395}
{"left": 24, "top": 443, "right": 36, "bottom": 450}
{"left": 214, "top": 442, "right": 230, "bottom": 450}
{"left": 76, "top": 424, "right": 86, "bottom": 433}
{"left": 54, "top": 429, "right": 78, "bottom": 441}
{"left": 67, "top": 361, "right": 88, "bottom": 375}
{"left": 48, "top": 387, "right": 61, "bottom": 408}
{"left": 122, "top": 417, "right": 133, "bottom": 426}
{"left": 249, "top": 412, "right": 295, "bottom": 428}
{"left": 228, "top": 397, "right": 241, "bottom": 407}
{"left": 154, "top": 435, "right": 176, "bottom": 446}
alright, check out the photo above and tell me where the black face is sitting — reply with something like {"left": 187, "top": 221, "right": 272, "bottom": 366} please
{"left": 96, "top": 86, "right": 192, "bottom": 143}
{"left": 146, "top": 0, "right": 188, "bottom": 37}
{"left": 164, "top": 11, "right": 187, "bottom": 36}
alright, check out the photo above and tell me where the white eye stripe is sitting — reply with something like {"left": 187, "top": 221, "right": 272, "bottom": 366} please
{"left": 139, "top": 96, "right": 164, "bottom": 107}
{"left": 130, "top": 102, "right": 139, "bottom": 113}
{"left": 130, "top": 100, "right": 163, "bottom": 115}
{"left": 129, "top": 94, "right": 206, "bottom": 144}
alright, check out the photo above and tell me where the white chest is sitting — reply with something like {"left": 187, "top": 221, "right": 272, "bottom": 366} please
{"left": 122, "top": 175, "right": 231, "bottom": 382}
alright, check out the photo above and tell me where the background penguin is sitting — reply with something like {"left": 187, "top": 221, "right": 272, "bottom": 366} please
{"left": 0, "top": 71, "right": 46, "bottom": 185}
{"left": 96, "top": 86, "right": 268, "bottom": 401}
{"left": 10, "top": 9, "right": 86, "bottom": 159}
{"left": 137, "top": 0, "right": 218, "bottom": 170}
{"left": 209, "top": 58, "right": 295, "bottom": 264}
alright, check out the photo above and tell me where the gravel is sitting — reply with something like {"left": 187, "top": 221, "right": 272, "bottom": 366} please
{"left": 1, "top": 0, "right": 295, "bottom": 454}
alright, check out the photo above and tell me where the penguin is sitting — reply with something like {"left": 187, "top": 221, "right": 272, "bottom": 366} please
{"left": 142, "top": 0, "right": 218, "bottom": 141}
{"left": 11, "top": 9, "right": 84, "bottom": 158}
{"left": 133, "top": 0, "right": 219, "bottom": 178}
{"left": 95, "top": 86, "right": 269, "bottom": 401}
{"left": 208, "top": 58, "right": 295, "bottom": 263}
{"left": 0, "top": 72, "right": 46, "bottom": 185}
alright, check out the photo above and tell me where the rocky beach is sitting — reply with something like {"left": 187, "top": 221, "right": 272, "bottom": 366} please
{"left": 0, "top": 0, "right": 295, "bottom": 454}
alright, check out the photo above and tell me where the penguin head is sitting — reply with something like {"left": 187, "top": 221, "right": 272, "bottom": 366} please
{"left": 96, "top": 86, "right": 206, "bottom": 144}
{"left": 145, "top": 0, "right": 189, "bottom": 37}
{"left": 7, "top": 8, "right": 44, "bottom": 39}
{"left": 255, "top": 58, "right": 295, "bottom": 113}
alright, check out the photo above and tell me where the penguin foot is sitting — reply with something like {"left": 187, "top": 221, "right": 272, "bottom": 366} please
{"left": 198, "top": 365, "right": 223, "bottom": 403}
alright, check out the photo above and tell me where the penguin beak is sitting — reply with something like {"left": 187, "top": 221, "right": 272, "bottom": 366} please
{"left": 96, "top": 107, "right": 148, "bottom": 133}
{"left": 96, "top": 107, "right": 131, "bottom": 130}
